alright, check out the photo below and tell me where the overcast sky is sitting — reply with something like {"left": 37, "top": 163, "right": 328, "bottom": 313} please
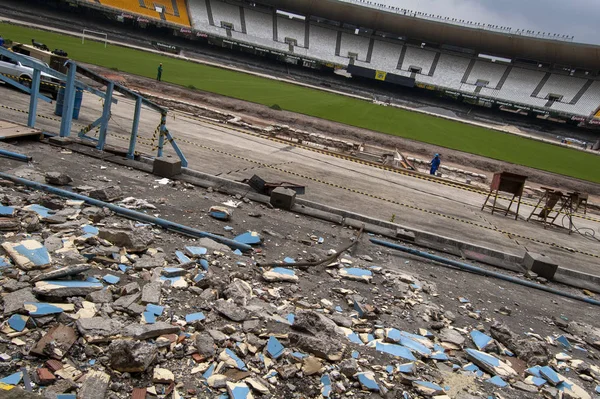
{"left": 380, "top": 0, "right": 599, "bottom": 45}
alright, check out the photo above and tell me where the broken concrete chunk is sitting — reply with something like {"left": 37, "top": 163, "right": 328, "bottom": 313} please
{"left": 214, "top": 300, "right": 248, "bottom": 322}
{"left": 196, "top": 332, "right": 216, "bottom": 358}
{"left": 98, "top": 228, "right": 154, "bottom": 252}
{"left": 439, "top": 328, "right": 465, "bottom": 347}
{"left": 76, "top": 317, "right": 124, "bottom": 343}
{"left": 88, "top": 186, "right": 122, "bottom": 202}
{"left": 45, "top": 172, "right": 73, "bottom": 186}
{"left": 78, "top": 370, "right": 110, "bottom": 399}
{"left": 141, "top": 282, "right": 161, "bottom": 304}
{"left": 3, "top": 288, "right": 37, "bottom": 315}
{"left": 289, "top": 333, "right": 345, "bottom": 362}
{"left": 31, "top": 264, "right": 91, "bottom": 283}
{"left": 209, "top": 206, "right": 231, "bottom": 221}
{"left": 2, "top": 240, "right": 51, "bottom": 270}
{"left": 113, "top": 293, "right": 141, "bottom": 309}
{"left": 86, "top": 289, "right": 113, "bottom": 304}
{"left": 413, "top": 380, "right": 444, "bottom": 396}
{"left": 356, "top": 372, "right": 380, "bottom": 392}
{"left": 109, "top": 339, "right": 157, "bottom": 372}
{"left": 226, "top": 381, "right": 254, "bottom": 399}
{"left": 121, "top": 322, "right": 179, "bottom": 340}
{"left": 490, "top": 323, "right": 549, "bottom": 366}
{"left": 33, "top": 280, "right": 103, "bottom": 297}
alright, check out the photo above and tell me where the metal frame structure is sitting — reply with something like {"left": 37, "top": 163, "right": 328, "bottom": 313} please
{"left": 0, "top": 47, "right": 187, "bottom": 166}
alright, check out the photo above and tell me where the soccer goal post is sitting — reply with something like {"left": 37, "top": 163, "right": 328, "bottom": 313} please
{"left": 82, "top": 29, "right": 108, "bottom": 48}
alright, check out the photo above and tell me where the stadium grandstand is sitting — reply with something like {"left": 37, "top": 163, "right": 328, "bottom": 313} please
{"left": 67, "top": 0, "right": 600, "bottom": 126}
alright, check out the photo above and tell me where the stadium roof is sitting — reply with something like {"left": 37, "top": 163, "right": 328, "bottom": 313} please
{"left": 261, "top": 0, "right": 600, "bottom": 71}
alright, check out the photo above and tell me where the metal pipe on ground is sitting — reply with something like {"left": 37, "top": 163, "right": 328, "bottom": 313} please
{"left": 369, "top": 237, "right": 600, "bottom": 307}
{"left": 0, "top": 172, "right": 252, "bottom": 252}
{"left": 0, "top": 149, "right": 32, "bottom": 162}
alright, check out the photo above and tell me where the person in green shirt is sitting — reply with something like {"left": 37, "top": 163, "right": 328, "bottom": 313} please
{"left": 157, "top": 63, "right": 163, "bottom": 81}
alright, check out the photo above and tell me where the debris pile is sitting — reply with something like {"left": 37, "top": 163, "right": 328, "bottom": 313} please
{"left": 0, "top": 171, "right": 599, "bottom": 399}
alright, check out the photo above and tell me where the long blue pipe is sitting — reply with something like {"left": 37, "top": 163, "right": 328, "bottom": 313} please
{"left": 370, "top": 237, "right": 600, "bottom": 307}
{"left": 0, "top": 172, "right": 252, "bottom": 252}
{"left": 0, "top": 149, "right": 32, "bottom": 162}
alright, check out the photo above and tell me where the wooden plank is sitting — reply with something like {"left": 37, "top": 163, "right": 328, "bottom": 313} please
{"left": 0, "top": 120, "right": 43, "bottom": 140}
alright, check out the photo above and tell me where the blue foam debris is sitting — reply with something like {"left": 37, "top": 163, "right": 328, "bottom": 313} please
{"left": 185, "top": 312, "right": 206, "bottom": 323}
{"left": 400, "top": 336, "right": 432, "bottom": 357}
{"left": 7, "top": 314, "right": 27, "bottom": 332}
{"left": 340, "top": 267, "right": 373, "bottom": 277}
{"left": 413, "top": 381, "right": 444, "bottom": 395}
{"left": 81, "top": 225, "right": 99, "bottom": 235}
{"left": 375, "top": 342, "right": 417, "bottom": 361}
{"left": 409, "top": 283, "right": 421, "bottom": 290}
{"left": 386, "top": 365, "right": 394, "bottom": 374}
{"left": 526, "top": 366, "right": 542, "bottom": 378}
{"left": 346, "top": 331, "right": 363, "bottom": 345}
{"left": 351, "top": 350, "right": 359, "bottom": 359}
{"left": 529, "top": 376, "right": 547, "bottom": 386}
{"left": 86, "top": 277, "right": 101, "bottom": 283}
{"left": 233, "top": 249, "right": 243, "bottom": 256}
{"left": 486, "top": 376, "right": 507, "bottom": 387}
{"left": 539, "top": 366, "right": 562, "bottom": 386}
{"left": 162, "top": 267, "right": 185, "bottom": 277}
{"left": 335, "top": 306, "right": 343, "bottom": 313}
{"left": 224, "top": 226, "right": 234, "bottom": 232}
{"left": 0, "top": 256, "right": 11, "bottom": 267}
{"left": 89, "top": 359, "right": 96, "bottom": 366}
{"left": 431, "top": 352, "right": 449, "bottom": 361}
{"left": 160, "top": 276, "right": 183, "bottom": 285}
{"left": 102, "top": 274, "right": 120, "bottom": 285}
{"left": 283, "top": 257, "right": 295, "bottom": 264}
{"left": 354, "top": 299, "right": 367, "bottom": 318}
{"left": 458, "top": 297, "right": 470, "bottom": 303}
{"left": 433, "top": 344, "right": 445, "bottom": 352}
{"left": 234, "top": 232, "right": 262, "bottom": 245}
{"left": 267, "top": 336, "right": 285, "bottom": 359}
{"left": 397, "top": 363, "right": 415, "bottom": 374}
{"left": 175, "top": 251, "right": 191, "bottom": 264}
{"left": 595, "top": 385, "right": 600, "bottom": 394}
{"left": 224, "top": 348, "right": 247, "bottom": 370}
{"left": 386, "top": 328, "right": 401, "bottom": 342}
{"left": 286, "top": 313, "right": 295, "bottom": 325}
{"left": 145, "top": 304, "right": 164, "bottom": 316}
{"left": 56, "top": 396, "right": 77, "bottom": 399}
{"left": 24, "top": 204, "right": 52, "bottom": 218}
{"left": 357, "top": 372, "right": 379, "bottom": 391}
{"left": 202, "top": 363, "right": 215, "bottom": 380}
{"left": 228, "top": 382, "right": 253, "bottom": 399}
{"left": 471, "top": 330, "right": 493, "bottom": 350}
{"left": 209, "top": 210, "right": 229, "bottom": 220}
{"left": 185, "top": 246, "right": 207, "bottom": 256}
{"left": 193, "top": 273, "right": 206, "bottom": 283}
{"left": 199, "top": 259, "right": 209, "bottom": 271}
{"left": 118, "top": 264, "right": 130, "bottom": 272}
{"left": 556, "top": 335, "right": 572, "bottom": 350}
{"left": 463, "top": 363, "right": 480, "bottom": 372}
{"left": 0, "top": 205, "right": 15, "bottom": 217}
{"left": 0, "top": 371, "right": 23, "bottom": 385}
{"left": 270, "top": 267, "right": 296, "bottom": 276}
{"left": 291, "top": 352, "right": 308, "bottom": 360}
{"left": 321, "top": 374, "right": 332, "bottom": 397}
{"left": 13, "top": 241, "right": 51, "bottom": 266}
{"left": 318, "top": 237, "right": 324, "bottom": 244}
{"left": 142, "top": 312, "right": 156, "bottom": 324}
{"left": 24, "top": 302, "right": 64, "bottom": 316}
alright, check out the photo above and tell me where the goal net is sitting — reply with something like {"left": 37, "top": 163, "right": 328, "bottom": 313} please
{"left": 82, "top": 29, "right": 108, "bottom": 48}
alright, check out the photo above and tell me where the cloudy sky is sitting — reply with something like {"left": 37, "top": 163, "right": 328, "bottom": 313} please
{"left": 380, "top": 0, "right": 599, "bottom": 45}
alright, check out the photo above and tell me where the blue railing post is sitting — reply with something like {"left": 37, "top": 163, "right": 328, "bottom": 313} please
{"left": 59, "top": 62, "right": 77, "bottom": 137}
{"left": 27, "top": 69, "right": 41, "bottom": 128}
{"left": 128, "top": 97, "right": 143, "bottom": 159}
{"left": 97, "top": 82, "right": 114, "bottom": 150}
{"left": 157, "top": 112, "right": 166, "bottom": 158}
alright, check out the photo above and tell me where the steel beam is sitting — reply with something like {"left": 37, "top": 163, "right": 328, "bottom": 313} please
{"left": 78, "top": 115, "right": 103, "bottom": 141}
{"left": 96, "top": 82, "right": 114, "bottom": 150}
{"left": 157, "top": 112, "right": 167, "bottom": 158}
{"left": 127, "top": 97, "right": 143, "bottom": 159}
{"left": 164, "top": 128, "right": 188, "bottom": 167}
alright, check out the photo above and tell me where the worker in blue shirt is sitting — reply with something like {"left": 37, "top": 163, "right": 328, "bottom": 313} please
{"left": 0, "top": 36, "right": 5, "bottom": 47}
{"left": 430, "top": 153, "right": 441, "bottom": 175}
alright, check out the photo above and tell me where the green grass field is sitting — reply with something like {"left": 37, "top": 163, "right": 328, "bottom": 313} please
{"left": 1, "top": 22, "right": 600, "bottom": 183}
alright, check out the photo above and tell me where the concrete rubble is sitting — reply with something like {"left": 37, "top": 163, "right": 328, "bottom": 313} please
{"left": 0, "top": 165, "right": 599, "bottom": 399}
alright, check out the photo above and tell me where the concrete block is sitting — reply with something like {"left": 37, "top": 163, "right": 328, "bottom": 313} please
{"left": 270, "top": 187, "right": 296, "bottom": 210}
{"left": 152, "top": 157, "right": 181, "bottom": 178}
{"left": 48, "top": 136, "right": 73, "bottom": 146}
{"left": 523, "top": 252, "right": 558, "bottom": 280}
